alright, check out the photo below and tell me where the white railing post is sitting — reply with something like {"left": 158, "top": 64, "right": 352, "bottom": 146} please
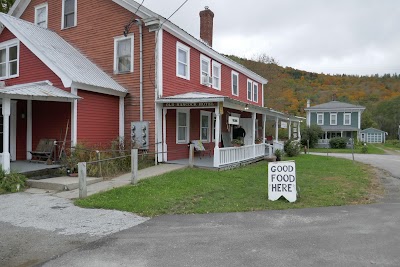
{"left": 189, "top": 144, "right": 194, "bottom": 168}
{"left": 131, "top": 149, "right": 138, "bottom": 185}
{"left": 78, "top": 162, "right": 87, "bottom": 198}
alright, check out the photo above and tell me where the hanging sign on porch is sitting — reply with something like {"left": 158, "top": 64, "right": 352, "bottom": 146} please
{"left": 281, "top": 121, "right": 288, "bottom": 129}
{"left": 228, "top": 116, "right": 239, "bottom": 125}
{"left": 164, "top": 102, "right": 216, "bottom": 107}
{"left": 268, "top": 161, "right": 297, "bottom": 202}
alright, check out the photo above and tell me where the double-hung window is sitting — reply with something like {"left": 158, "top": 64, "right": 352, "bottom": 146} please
{"left": 177, "top": 110, "right": 189, "bottom": 144}
{"left": 247, "top": 79, "right": 252, "bottom": 101}
{"left": 330, "top": 113, "right": 337, "bottom": 125}
{"left": 200, "top": 55, "right": 210, "bottom": 85}
{"left": 35, "top": 3, "right": 48, "bottom": 28}
{"left": 232, "top": 71, "right": 239, "bottom": 96}
{"left": 253, "top": 83, "right": 258, "bottom": 103}
{"left": 62, "top": 0, "right": 77, "bottom": 29}
{"left": 317, "top": 113, "right": 324, "bottom": 125}
{"left": 176, "top": 42, "right": 190, "bottom": 80}
{"left": 200, "top": 111, "right": 211, "bottom": 142}
{"left": 344, "top": 113, "right": 351, "bottom": 125}
{"left": 212, "top": 61, "right": 221, "bottom": 90}
{"left": 0, "top": 39, "right": 19, "bottom": 80}
{"left": 114, "top": 35, "right": 134, "bottom": 74}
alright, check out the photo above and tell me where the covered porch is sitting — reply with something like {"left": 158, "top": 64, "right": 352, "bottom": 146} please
{"left": 156, "top": 92, "right": 302, "bottom": 168}
{"left": 0, "top": 81, "right": 80, "bottom": 173}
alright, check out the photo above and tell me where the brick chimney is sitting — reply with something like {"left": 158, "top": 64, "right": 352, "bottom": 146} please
{"left": 199, "top": 6, "right": 214, "bottom": 47}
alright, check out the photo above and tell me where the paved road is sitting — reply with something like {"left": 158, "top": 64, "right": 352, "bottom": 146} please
{"left": 38, "top": 153, "right": 400, "bottom": 267}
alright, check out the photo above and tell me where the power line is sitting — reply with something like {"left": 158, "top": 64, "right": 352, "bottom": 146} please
{"left": 159, "top": 0, "right": 190, "bottom": 30}
{"left": 123, "top": 0, "right": 145, "bottom": 36}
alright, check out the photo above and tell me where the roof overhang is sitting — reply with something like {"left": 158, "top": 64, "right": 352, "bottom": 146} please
{"left": 0, "top": 81, "right": 81, "bottom": 102}
{"left": 156, "top": 92, "right": 302, "bottom": 122}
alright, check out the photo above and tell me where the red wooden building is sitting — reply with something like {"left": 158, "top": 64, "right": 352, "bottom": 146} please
{"left": 0, "top": 0, "right": 301, "bottom": 172}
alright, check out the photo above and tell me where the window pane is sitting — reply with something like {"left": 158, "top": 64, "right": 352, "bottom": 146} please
{"left": 201, "top": 115, "right": 208, "bottom": 127}
{"left": 64, "top": 0, "right": 75, "bottom": 14}
{"left": 247, "top": 82, "right": 252, "bottom": 100}
{"left": 0, "top": 49, "right": 6, "bottom": 63}
{"left": 253, "top": 84, "right": 258, "bottom": 101}
{"left": 0, "top": 63, "right": 6, "bottom": 77}
{"left": 118, "top": 39, "right": 131, "bottom": 57}
{"left": 64, "top": 14, "right": 75, "bottom": 27}
{"left": 37, "top": 7, "right": 46, "bottom": 21}
{"left": 118, "top": 56, "right": 131, "bottom": 72}
{"left": 201, "top": 60, "right": 208, "bottom": 73}
{"left": 178, "top": 49, "right": 187, "bottom": 63}
{"left": 117, "top": 39, "right": 131, "bottom": 72}
{"left": 9, "top": 61, "right": 17, "bottom": 76}
{"left": 178, "top": 127, "right": 186, "bottom": 141}
{"left": 9, "top": 46, "right": 17, "bottom": 61}
{"left": 178, "top": 112, "right": 187, "bottom": 126}
{"left": 213, "top": 76, "right": 219, "bottom": 88}
{"left": 201, "top": 128, "right": 208, "bottom": 140}
{"left": 178, "top": 62, "right": 187, "bottom": 77}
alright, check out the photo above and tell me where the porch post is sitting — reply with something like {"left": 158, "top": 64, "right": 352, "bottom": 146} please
{"left": 119, "top": 96, "right": 124, "bottom": 142}
{"left": 288, "top": 120, "right": 292, "bottom": 140}
{"left": 262, "top": 114, "right": 266, "bottom": 144}
{"left": 162, "top": 108, "right": 168, "bottom": 162}
{"left": 71, "top": 87, "right": 78, "bottom": 147}
{"left": 213, "top": 105, "right": 221, "bottom": 167}
{"left": 155, "top": 103, "right": 163, "bottom": 163}
{"left": 297, "top": 121, "right": 301, "bottom": 141}
{"left": 275, "top": 117, "right": 279, "bottom": 142}
{"left": 26, "top": 100, "right": 32, "bottom": 160}
{"left": 2, "top": 98, "right": 11, "bottom": 173}
{"left": 252, "top": 112, "right": 256, "bottom": 157}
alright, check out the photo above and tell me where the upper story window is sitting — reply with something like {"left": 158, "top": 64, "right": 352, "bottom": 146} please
{"left": 177, "top": 110, "right": 190, "bottom": 144}
{"left": 176, "top": 42, "right": 190, "bottom": 80}
{"left": 344, "top": 113, "right": 351, "bottom": 125}
{"left": 247, "top": 79, "right": 252, "bottom": 101}
{"left": 62, "top": 0, "right": 77, "bottom": 29}
{"left": 317, "top": 113, "right": 324, "bottom": 125}
{"left": 330, "top": 113, "right": 337, "bottom": 125}
{"left": 114, "top": 35, "right": 134, "bottom": 74}
{"left": 212, "top": 61, "right": 221, "bottom": 90}
{"left": 232, "top": 71, "right": 239, "bottom": 96}
{"left": 35, "top": 3, "right": 48, "bottom": 28}
{"left": 253, "top": 83, "right": 258, "bottom": 103}
{"left": 0, "top": 39, "right": 19, "bottom": 80}
{"left": 200, "top": 111, "right": 211, "bottom": 142}
{"left": 200, "top": 55, "right": 210, "bottom": 86}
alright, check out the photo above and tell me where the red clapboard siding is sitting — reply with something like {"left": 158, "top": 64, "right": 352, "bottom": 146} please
{"left": 77, "top": 90, "right": 119, "bottom": 146}
{"left": 162, "top": 31, "right": 263, "bottom": 107}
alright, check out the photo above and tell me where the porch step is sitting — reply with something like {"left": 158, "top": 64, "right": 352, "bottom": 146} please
{"left": 27, "top": 176, "right": 103, "bottom": 191}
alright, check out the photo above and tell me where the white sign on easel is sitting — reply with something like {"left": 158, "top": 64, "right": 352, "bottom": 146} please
{"left": 268, "top": 161, "right": 297, "bottom": 202}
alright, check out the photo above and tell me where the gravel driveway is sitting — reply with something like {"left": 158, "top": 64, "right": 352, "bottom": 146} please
{"left": 0, "top": 193, "right": 148, "bottom": 267}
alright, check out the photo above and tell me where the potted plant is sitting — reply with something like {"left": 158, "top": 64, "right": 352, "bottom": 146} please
{"left": 231, "top": 139, "right": 244, "bottom": 147}
{"left": 274, "top": 149, "right": 282, "bottom": 161}
{"left": 255, "top": 137, "right": 263, "bottom": 144}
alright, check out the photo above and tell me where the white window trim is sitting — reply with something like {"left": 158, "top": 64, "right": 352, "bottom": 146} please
{"left": 212, "top": 61, "right": 221, "bottom": 90}
{"left": 253, "top": 82, "right": 259, "bottom": 103}
{"left": 344, "top": 113, "right": 351, "bottom": 126}
{"left": 200, "top": 54, "right": 211, "bottom": 86}
{"left": 231, "top": 71, "right": 239, "bottom": 96}
{"left": 0, "top": 39, "right": 20, "bottom": 80}
{"left": 200, "top": 111, "right": 211, "bottom": 143}
{"left": 61, "top": 0, "right": 77, "bottom": 29}
{"left": 176, "top": 42, "right": 190, "bottom": 80}
{"left": 317, "top": 113, "right": 324, "bottom": 125}
{"left": 247, "top": 79, "right": 253, "bottom": 101}
{"left": 34, "top": 2, "right": 48, "bottom": 28}
{"left": 113, "top": 35, "right": 134, "bottom": 74}
{"left": 176, "top": 109, "right": 190, "bottom": 144}
{"left": 330, "top": 113, "right": 337, "bottom": 125}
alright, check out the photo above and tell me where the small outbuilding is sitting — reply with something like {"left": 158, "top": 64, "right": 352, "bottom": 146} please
{"left": 360, "top": 128, "right": 387, "bottom": 143}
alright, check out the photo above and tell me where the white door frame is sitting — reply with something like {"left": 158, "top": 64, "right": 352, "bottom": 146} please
{"left": 10, "top": 101, "right": 17, "bottom": 161}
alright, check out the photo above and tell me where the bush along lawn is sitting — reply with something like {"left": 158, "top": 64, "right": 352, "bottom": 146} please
{"left": 75, "top": 154, "right": 382, "bottom": 217}
{"left": 308, "top": 144, "right": 385, "bottom": 155}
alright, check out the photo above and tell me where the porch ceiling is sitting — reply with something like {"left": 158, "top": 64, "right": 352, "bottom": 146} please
{"left": 157, "top": 92, "right": 302, "bottom": 122}
{"left": 0, "top": 81, "right": 81, "bottom": 102}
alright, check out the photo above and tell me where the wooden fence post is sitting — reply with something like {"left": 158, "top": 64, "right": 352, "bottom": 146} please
{"left": 96, "top": 150, "right": 102, "bottom": 177}
{"left": 189, "top": 144, "right": 194, "bottom": 168}
{"left": 78, "top": 162, "right": 87, "bottom": 198}
{"left": 131, "top": 149, "right": 138, "bottom": 185}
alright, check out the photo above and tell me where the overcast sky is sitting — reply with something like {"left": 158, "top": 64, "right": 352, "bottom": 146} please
{"left": 140, "top": 0, "right": 400, "bottom": 76}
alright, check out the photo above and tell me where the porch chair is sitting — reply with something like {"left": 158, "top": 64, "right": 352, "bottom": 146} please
{"left": 29, "top": 138, "right": 56, "bottom": 163}
{"left": 190, "top": 140, "right": 212, "bottom": 159}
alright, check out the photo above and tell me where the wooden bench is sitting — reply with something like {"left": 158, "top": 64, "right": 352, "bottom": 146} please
{"left": 29, "top": 139, "right": 56, "bottom": 163}
{"left": 190, "top": 140, "right": 212, "bottom": 159}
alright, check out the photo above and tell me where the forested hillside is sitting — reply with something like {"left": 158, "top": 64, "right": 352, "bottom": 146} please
{"left": 228, "top": 55, "right": 400, "bottom": 138}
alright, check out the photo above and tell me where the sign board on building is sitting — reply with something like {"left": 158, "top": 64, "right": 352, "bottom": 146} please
{"left": 281, "top": 121, "right": 288, "bottom": 129}
{"left": 268, "top": 161, "right": 297, "bottom": 202}
{"left": 228, "top": 116, "right": 240, "bottom": 125}
{"left": 164, "top": 102, "right": 216, "bottom": 108}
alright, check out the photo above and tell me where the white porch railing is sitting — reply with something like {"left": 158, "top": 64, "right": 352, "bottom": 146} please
{"left": 219, "top": 144, "right": 267, "bottom": 166}
{"left": 273, "top": 141, "right": 284, "bottom": 151}
{"left": 318, "top": 139, "right": 329, "bottom": 144}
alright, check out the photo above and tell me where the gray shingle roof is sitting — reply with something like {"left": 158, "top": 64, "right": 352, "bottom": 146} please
{"left": 0, "top": 13, "right": 127, "bottom": 95}
{"left": 305, "top": 101, "right": 365, "bottom": 111}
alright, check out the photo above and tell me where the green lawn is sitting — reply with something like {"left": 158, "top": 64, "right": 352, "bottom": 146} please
{"left": 75, "top": 155, "right": 381, "bottom": 217}
{"left": 308, "top": 144, "right": 385, "bottom": 154}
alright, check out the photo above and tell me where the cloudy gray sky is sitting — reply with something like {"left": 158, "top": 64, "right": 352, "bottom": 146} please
{"left": 140, "top": 0, "right": 400, "bottom": 76}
